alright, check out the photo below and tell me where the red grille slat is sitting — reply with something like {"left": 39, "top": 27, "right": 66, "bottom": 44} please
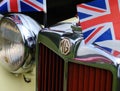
{"left": 67, "top": 62, "right": 73, "bottom": 91}
{"left": 84, "top": 66, "right": 90, "bottom": 91}
{"left": 51, "top": 55, "right": 56, "bottom": 91}
{"left": 95, "top": 68, "right": 101, "bottom": 91}
{"left": 47, "top": 50, "right": 52, "bottom": 91}
{"left": 43, "top": 48, "right": 50, "bottom": 91}
{"left": 106, "top": 71, "right": 113, "bottom": 91}
{"left": 89, "top": 67, "right": 95, "bottom": 91}
{"left": 67, "top": 62, "right": 113, "bottom": 91}
{"left": 78, "top": 65, "right": 84, "bottom": 91}
{"left": 72, "top": 63, "right": 79, "bottom": 91}
{"left": 100, "top": 70, "right": 106, "bottom": 91}
{"left": 59, "top": 58, "right": 64, "bottom": 91}
{"left": 38, "top": 43, "right": 64, "bottom": 91}
{"left": 55, "top": 56, "right": 59, "bottom": 91}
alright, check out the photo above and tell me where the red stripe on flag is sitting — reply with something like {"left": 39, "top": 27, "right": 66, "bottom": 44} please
{"left": 9, "top": 0, "right": 19, "bottom": 12}
{"left": 85, "top": 26, "right": 104, "bottom": 43}
{"left": 23, "top": 0, "right": 43, "bottom": 11}
{"left": 113, "top": 50, "right": 120, "bottom": 57}
{"left": 78, "top": 4, "right": 105, "bottom": 13}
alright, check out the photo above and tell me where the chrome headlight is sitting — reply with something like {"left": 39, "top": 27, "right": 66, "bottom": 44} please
{"left": 0, "top": 13, "right": 42, "bottom": 73}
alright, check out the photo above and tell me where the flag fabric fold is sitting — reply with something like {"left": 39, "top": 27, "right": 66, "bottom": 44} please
{"left": 0, "top": 0, "right": 46, "bottom": 13}
{"left": 77, "top": 0, "right": 120, "bottom": 57}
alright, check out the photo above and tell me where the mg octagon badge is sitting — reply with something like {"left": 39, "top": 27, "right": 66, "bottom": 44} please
{"left": 59, "top": 38, "right": 72, "bottom": 55}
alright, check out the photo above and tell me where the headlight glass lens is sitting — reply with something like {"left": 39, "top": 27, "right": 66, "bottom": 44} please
{"left": 0, "top": 18, "right": 25, "bottom": 72}
{"left": 0, "top": 13, "right": 41, "bottom": 73}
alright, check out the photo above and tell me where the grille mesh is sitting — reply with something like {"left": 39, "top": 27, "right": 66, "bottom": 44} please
{"left": 38, "top": 43, "right": 113, "bottom": 91}
{"left": 38, "top": 43, "right": 64, "bottom": 91}
{"left": 67, "top": 62, "right": 113, "bottom": 91}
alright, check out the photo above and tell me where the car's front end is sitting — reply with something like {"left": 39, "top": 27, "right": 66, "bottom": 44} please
{"left": 36, "top": 22, "right": 120, "bottom": 91}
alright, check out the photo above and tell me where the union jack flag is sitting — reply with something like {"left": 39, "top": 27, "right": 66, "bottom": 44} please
{"left": 0, "top": 0, "right": 46, "bottom": 13}
{"left": 77, "top": 0, "right": 120, "bottom": 57}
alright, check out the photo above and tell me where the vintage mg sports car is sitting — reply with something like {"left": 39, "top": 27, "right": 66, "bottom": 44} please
{"left": 0, "top": 0, "right": 120, "bottom": 91}
{"left": 0, "top": 13, "right": 120, "bottom": 91}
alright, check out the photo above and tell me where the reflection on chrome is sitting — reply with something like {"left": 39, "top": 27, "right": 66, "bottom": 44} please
{"left": 0, "top": 13, "right": 41, "bottom": 74}
{"left": 0, "top": 41, "right": 24, "bottom": 72}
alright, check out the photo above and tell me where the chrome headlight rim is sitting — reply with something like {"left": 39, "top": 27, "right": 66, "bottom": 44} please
{"left": 0, "top": 13, "right": 40, "bottom": 73}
